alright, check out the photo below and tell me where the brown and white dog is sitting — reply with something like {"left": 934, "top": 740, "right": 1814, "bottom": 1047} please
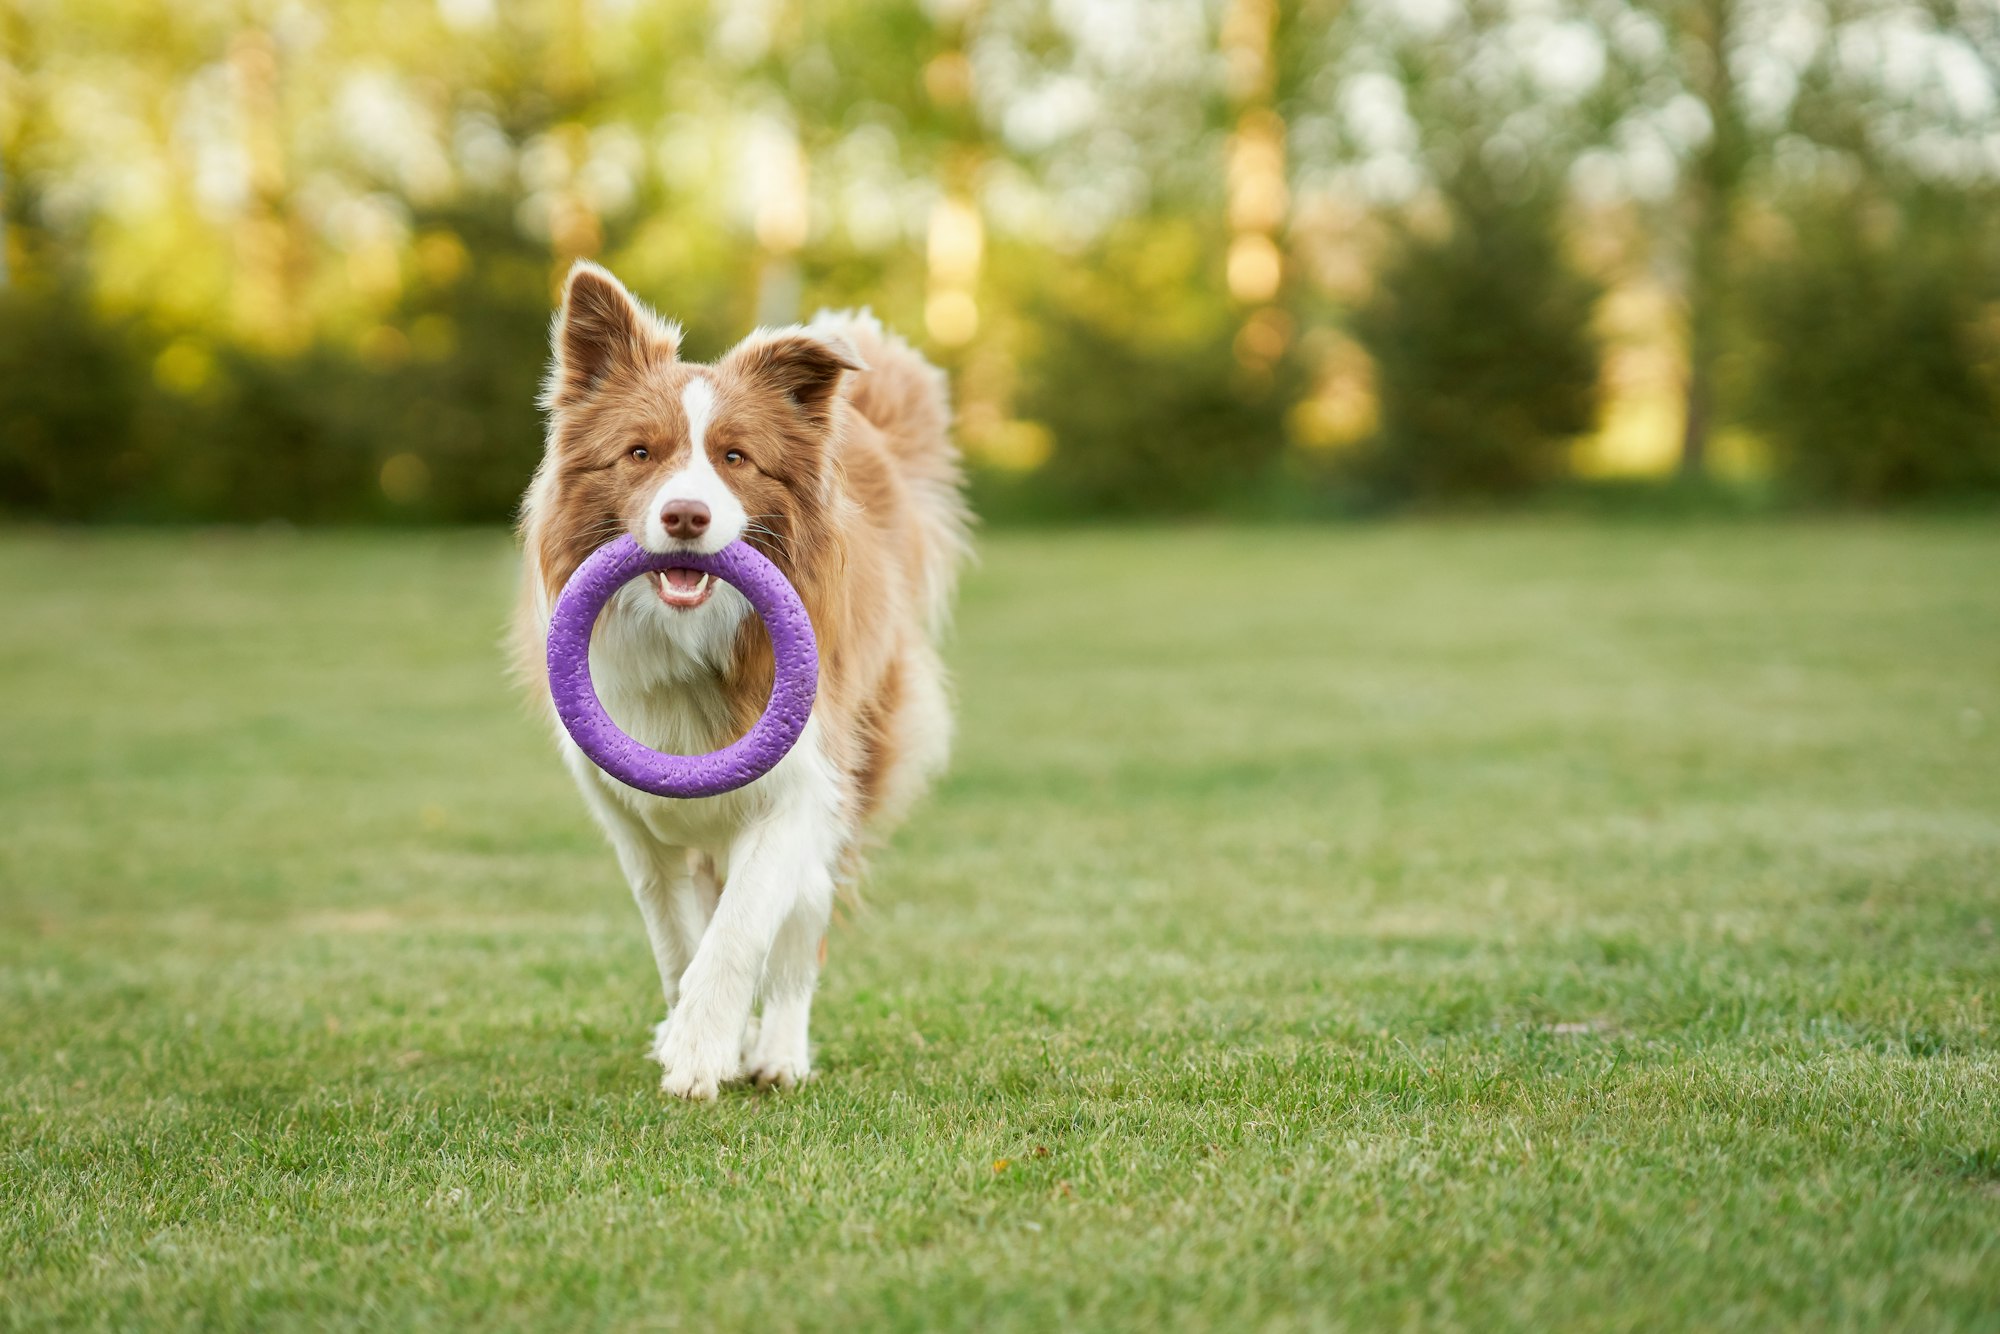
{"left": 512, "top": 261, "right": 970, "bottom": 1100}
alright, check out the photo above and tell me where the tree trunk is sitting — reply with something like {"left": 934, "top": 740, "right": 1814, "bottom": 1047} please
{"left": 1681, "top": 195, "right": 1724, "bottom": 478}
{"left": 0, "top": 155, "right": 11, "bottom": 291}
{"left": 1679, "top": 0, "right": 1743, "bottom": 480}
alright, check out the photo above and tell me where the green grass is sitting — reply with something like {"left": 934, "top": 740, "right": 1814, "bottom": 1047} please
{"left": 4, "top": 521, "right": 1998, "bottom": 1331}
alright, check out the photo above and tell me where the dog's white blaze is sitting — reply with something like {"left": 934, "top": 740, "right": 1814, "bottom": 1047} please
{"left": 640, "top": 376, "right": 747, "bottom": 553}
{"left": 682, "top": 374, "right": 716, "bottom": 450}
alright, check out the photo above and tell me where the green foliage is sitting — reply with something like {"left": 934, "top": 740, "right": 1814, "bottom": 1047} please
{"left": 160, "top": 349, "right": 383, "bottom": 523}
{"left": 1741, "top": 196, "right": 2000, "bottom": 504}
{"left": 347, "top": 206, "right": 563, "bottom": 522}
{"left": 1351, "top": 181, "right": 1603, "bottom": 503}
{"left": 0, "top": 283, "right": 150, "bottom": 520}
{"left": 5, "top": 525, "right": 2000, "bottom": 1327}
{"left": 1012, "top": 229, "right": 1303, "bottom": 516}
{"left": 1017, "top": 317, "right": 1298, "bottom": 516}
{"left": 6, "top": 0, "right": 2000, "bottom": 520}
{"left": 0, "top": 207, "right": 556, "bottom": 524}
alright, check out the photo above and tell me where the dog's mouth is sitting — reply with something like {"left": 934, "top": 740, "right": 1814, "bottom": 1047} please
{"left": 653, "top": 568, "right": 714, "bottom": 610}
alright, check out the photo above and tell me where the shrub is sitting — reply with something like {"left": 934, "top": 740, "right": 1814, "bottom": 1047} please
{"left": 1740, "top": 198, "right": 2000, "bottom": 504}
{"left": 1011, "top": 226, "right": 1301, "bottom": 516}
{"left": 0, "top": 206, "right": 560, "bottom": 524}
{"left": 1351, "top": 180, "right": 1602, "bottom": 502}
{"left": 0, "top": 283, "right": 152, "bottom": 520}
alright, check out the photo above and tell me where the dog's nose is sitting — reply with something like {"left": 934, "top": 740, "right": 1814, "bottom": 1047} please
{"left": 660, "top": 500, "right": 711, "bottom": 540}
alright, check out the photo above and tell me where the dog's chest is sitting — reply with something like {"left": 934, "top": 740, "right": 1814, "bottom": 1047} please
{"left": 591, "top": 677, "right": 756, "bottom": 840}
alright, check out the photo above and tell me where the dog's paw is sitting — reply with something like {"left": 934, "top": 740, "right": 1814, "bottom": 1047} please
{"left": 743, "top": 1023, "right": 812, "bottom": 1091}
{"left": 653, "top": 1018, "right": 741, "bottom": 1103}
{"left": 744, "top": 1055, "right": 812, "bottom": 1091}
{"left": 659, "top": 1063, "right": 725, "bottom": 1102}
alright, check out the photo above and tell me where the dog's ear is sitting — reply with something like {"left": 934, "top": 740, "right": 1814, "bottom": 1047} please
{"left": 724, "top": 329, "right": 867, "bottom": 433}
{"left": 542, "top": 260, "right": 681, "bottom": 411}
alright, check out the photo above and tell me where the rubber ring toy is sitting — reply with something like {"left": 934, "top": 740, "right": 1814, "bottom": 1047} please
{"left": 546, "top": 535, "right": 818, "bottom": 798}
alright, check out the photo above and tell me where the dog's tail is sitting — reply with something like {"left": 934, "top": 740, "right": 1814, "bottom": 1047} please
{"left": 812, "top": 308, "right": 973, "bottom": 636}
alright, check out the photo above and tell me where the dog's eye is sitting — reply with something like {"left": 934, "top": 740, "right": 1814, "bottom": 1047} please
{"left": 723, "top": 449, "right": 745, "bottom": 465}
{"left": 629, "top": 446, "right": 650, "bottom": 462}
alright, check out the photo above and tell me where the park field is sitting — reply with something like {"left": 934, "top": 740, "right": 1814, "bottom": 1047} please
{"left": 2, "top": 521, "right": 1998, "bottom": 1331}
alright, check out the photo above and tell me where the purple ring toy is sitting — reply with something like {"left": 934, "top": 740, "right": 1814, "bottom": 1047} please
{"left": 546, "top": 535, "right": 818, "bottom": 799}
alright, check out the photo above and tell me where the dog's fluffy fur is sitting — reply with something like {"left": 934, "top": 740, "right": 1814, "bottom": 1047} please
{"left": 512, "top": 261, "right": 970, "bottom": 1099}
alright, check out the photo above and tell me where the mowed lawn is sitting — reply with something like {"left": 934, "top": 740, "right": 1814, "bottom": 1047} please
{"left": 3, "top": 521, "right": 1998, "bottom": 1331}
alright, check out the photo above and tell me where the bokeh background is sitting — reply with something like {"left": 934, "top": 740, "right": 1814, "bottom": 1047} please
{"left": 8, "top": 6, "right": 2000, "bottom": 1325}
{"left": 2, "top": 0, "right": 1998, "bottom": 524}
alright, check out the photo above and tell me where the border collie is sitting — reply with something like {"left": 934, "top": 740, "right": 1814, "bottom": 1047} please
{"left": 513, "top": 261, "right": 971, "bottom": 1100}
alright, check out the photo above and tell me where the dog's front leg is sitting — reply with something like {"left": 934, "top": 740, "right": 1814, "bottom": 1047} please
{"left": 655, "top": 801, "right": 837, "bottom": 1101}
{"left": 742, "top": 899, "right": 830, "bottom": 1090}
{"left": 571, "top": 768, "right": 711, "bottom": 1053}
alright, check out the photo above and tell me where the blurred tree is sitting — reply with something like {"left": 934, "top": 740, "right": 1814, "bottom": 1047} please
{"left": 1617, "top": 0, "right": 2000, "bottom": 484}
{"left": 361, "top": 202, "right": 563, "bottom": 522}
{"left": 0, "top": 281, "right": 149, "bottom": 519}
{"left": 1656, "top": 0, "right": 1750, "bottom": 480}
{"left": 1288, "top": 0, "right": 1610, "bottom": 501}
{"left": 1352, "top": 174, "right": 1603, "bottom": 501}
{"left": 1016, "top": 218, "right": 1302, "bottom": 515}
{"left": 2, "top": 0, "right": 1998, "bottom": 521}
{"left": 1741, "top": 191, "right": 2000, "bottom": 503}
{"left": 165, "top": 349, "right": 380, "bottom": 522}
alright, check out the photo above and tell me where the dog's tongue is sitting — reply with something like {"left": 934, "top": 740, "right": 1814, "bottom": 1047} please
{"left": 663, "top": 567, "right": 703, "bottom": 591}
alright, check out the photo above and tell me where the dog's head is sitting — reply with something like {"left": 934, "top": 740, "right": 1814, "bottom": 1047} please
{"left": 527, "top": 261, "right": 863, "bottom": 618}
